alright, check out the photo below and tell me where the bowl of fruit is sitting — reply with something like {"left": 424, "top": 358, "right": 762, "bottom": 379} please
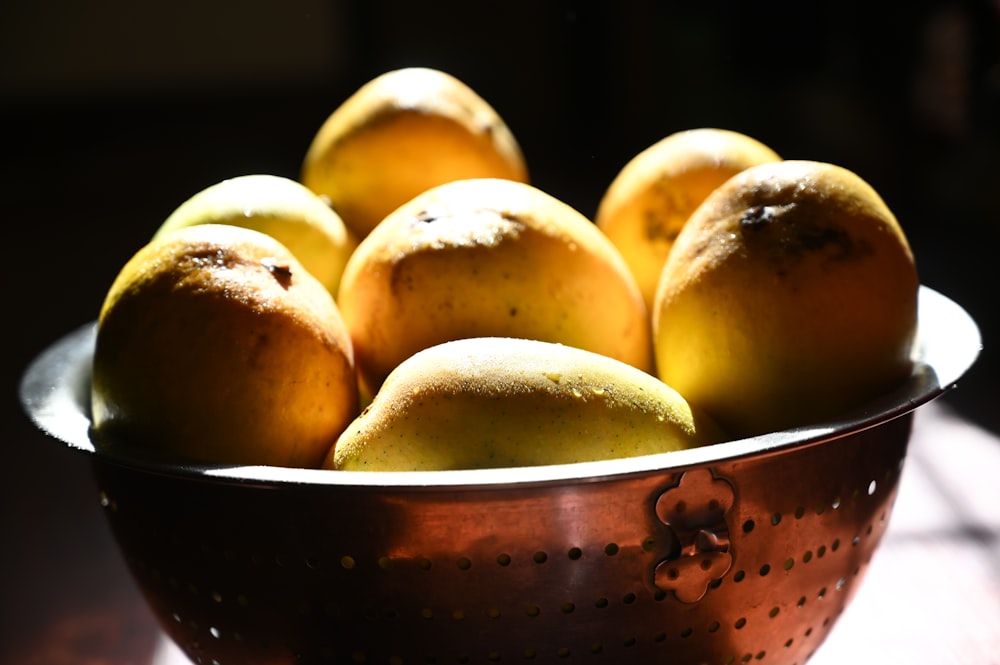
{"left": 20, "top": 67, "right": 981, "bottom": 665}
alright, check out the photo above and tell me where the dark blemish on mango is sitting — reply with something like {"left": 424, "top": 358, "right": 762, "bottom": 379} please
{"left": 739, "top": 205, "right": 872, "bottom": 265}
{"left": 261, "top": 259, "right": 294, "bottom": 289}
{"left": 389, "top": 261, "right": 417, "bottom": 298}
{"left": 740, "top": 206, "right": 775, "bottom": 229}
{"left": 797, "top": 226, "right": 851, "bottom": 254}
{"left": 644, "top": 210, "right": 682, "bottom": 243}
{"left": 781, "top": 224, "right": 871, "bottom": 264}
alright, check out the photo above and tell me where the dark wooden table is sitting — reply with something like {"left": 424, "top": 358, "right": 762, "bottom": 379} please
{"left": 3, "top": 399, "right": 998, "bottom": 664}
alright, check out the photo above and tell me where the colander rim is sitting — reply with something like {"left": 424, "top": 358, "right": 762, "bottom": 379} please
{"left": 18, "top": 285, "right": 981, "bottom": 490}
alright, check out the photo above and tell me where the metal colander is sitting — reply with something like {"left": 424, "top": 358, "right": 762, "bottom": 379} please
{"left": 20, "top": 286, "right": 981, "bottom": 665}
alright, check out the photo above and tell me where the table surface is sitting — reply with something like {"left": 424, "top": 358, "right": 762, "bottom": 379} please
{"left": 3, "top": 398, "right": 999, "bottom": 664}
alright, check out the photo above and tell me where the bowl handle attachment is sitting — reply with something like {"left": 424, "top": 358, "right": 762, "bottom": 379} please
{"left": 652, "top": 468, "right": 735, "bottom": 603}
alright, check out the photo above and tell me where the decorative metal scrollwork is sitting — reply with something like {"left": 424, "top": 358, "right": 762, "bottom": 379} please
{"left": 653, "top": 468, "right": 735, "bottom": 603}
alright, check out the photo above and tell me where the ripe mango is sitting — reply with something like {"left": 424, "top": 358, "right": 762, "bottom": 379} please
{"left": 327, "top": 337, "right": 725, "bottom": 471}
{"left": 653, "top": 160, "right": 919, "bottom": 437}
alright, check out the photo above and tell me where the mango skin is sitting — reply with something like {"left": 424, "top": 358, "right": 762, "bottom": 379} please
{"left": 596, "top": 128, "right": 782, "bottom": 311}
{"left": 337, "top": 177, "right": 653, "bottom": 400}
{"left": 301, "top": 67, "right": 529, "bottom": 239}
{"left": 327, "top": 337, "right": 726, "bottom": 471}
{"left": 653, "top": 160, "right": 919, "bottom": 438}
{"left": 153, "top": 174, "right": 357, "bottom": 298}
{"left": 91, "top": 224, "right": 358, "bottom": 468}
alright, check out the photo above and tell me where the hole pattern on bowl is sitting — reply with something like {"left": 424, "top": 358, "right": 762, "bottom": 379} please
{"left": 94, "top": 413, "right": 911, "bottom": 665}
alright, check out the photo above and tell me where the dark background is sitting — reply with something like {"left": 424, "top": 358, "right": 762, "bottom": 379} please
{"left": 2, "top": 1, "right": 998, "bottom": 661}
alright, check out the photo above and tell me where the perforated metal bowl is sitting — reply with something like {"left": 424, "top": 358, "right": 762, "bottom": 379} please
{"left": 21, "top": 286, "right": 980, "bottom": 665}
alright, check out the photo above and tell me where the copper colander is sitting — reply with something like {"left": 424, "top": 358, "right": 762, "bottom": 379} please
{"left": 20, "top": 286, "right": 980, "bottom": 665}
